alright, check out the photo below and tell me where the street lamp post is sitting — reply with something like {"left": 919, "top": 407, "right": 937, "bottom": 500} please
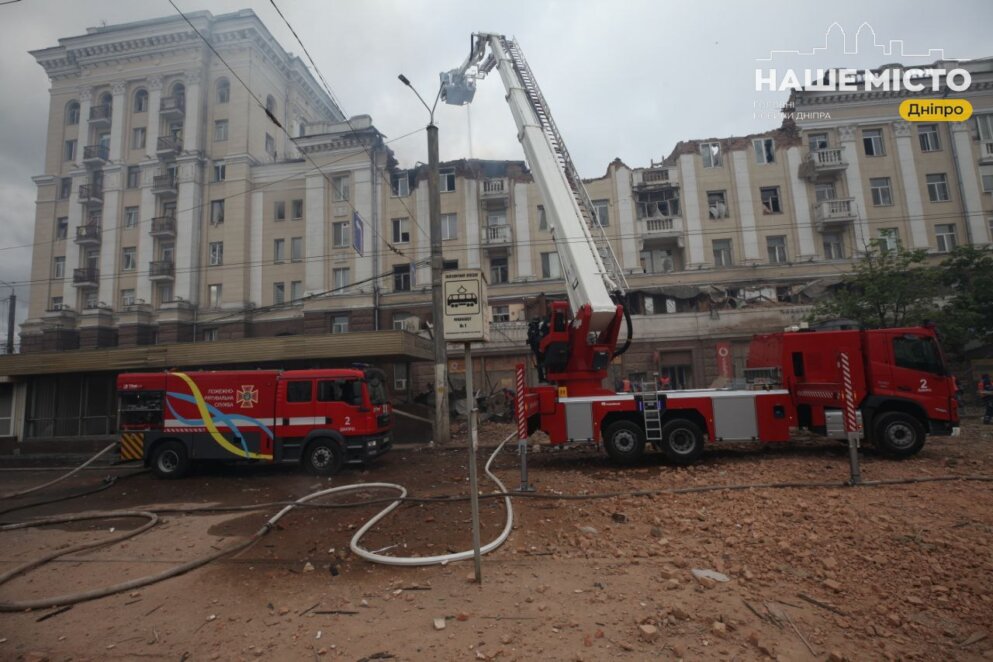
{"left": 0, "top": 280, "right": 14, "bottom": 355}
{"left": 399, "top": 74, "right": 450, "bottom": 445}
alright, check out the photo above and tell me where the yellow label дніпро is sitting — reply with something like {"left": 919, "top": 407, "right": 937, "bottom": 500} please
{"left": 899, "top": 99, "right": 973, "bottom": 122}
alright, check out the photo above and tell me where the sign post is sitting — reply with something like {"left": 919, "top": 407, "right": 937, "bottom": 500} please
{"left": 442, "top": 270, "right": 488, "bottom": 583}
{"left": 839, "top": 351, "right": 862, "bottom": 485}
{"left": 515, "top": 363, "right": 534, "bottom": 492}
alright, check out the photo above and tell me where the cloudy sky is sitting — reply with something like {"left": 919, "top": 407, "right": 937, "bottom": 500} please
{"left": 0, "top": 0, "right": 989, "bottom": 341}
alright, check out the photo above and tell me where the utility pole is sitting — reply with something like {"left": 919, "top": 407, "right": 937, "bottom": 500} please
{"left": 399, "top": 74, "right": 450, "bottom": 445}
{"left": 6, "top": 292, "right": 14, "bottom": 355}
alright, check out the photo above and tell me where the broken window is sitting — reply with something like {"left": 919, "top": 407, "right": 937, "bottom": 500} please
{"left": 766, "top": 236, "right": 787, "bottom": 264}
{"left": 808, "top": 133, "right": 828, "bottom": 151}
{"left": 713, "top": 239, "right": 733, "bottom": 267}
{"left": 707, "top": 191, "right": 728, "bottom": 219}
{"left": 636, "top": 187, "right": 680, "bottom": 219}
{"left": 760, "top": 187, "right": 781, "bottom": 214}
{"left": 823, "top": 233, "right": 845, "bottom": 260}
{"left": 863, "top": 129, "right": 884, "bottom": 156}
{"left": 700, "top": 142, "right": 721, "bottom": 168}
{"left": 391, "top": 172, "right": 411, "bottom": 197}
{"left": 753, "top": 138, "right": 775, "bottom": 164}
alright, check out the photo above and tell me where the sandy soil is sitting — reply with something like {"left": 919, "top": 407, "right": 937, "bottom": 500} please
{"left": 0, "top": 416, "right": 991, "bottom": 661}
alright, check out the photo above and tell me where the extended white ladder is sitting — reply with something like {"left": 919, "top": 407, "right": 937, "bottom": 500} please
{"left": 640, "top": 385, "right": 663, "bottom": 443}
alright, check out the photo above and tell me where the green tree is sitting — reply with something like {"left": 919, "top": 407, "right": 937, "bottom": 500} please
{"left": 934, "top": 246, "right": 993, "bottom": 356}
{"left": 811, "top": 241, "right": 939, "bottom": 329}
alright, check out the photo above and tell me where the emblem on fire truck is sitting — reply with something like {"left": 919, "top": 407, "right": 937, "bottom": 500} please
{"left": 238, "top": 385, "right": 259, "bottom": 409}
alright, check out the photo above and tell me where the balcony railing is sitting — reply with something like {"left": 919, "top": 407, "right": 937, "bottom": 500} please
{"left": 159, "top": 96, "right": 185, "bottom": 117}
{"left": 150, "top": 216, "right": 176, "bottom": 237}
{"left": 73, "top": 267, "right": 99, "bottom": 287}
{"left": 75, "top": 224, "right": 101, "bottom": 245}
{"left": 814, "top": 197, "right": 856, "bottom": 230}
{"left": 152, "top": 174, "right": 178, "bottom": 196}
{"left": 483, "top": 224, "right": 512, "bottom": 245}
{"left": 643, "top": 217, "right": 683, "bottom": 235}
{"left": 481, "top": 178, "right": 507, "bottom": 197}
{"left": 148, "top": 261, "right": 175, "bottom": 280}
{"left": 82, "top": 144, "right": 109, "bottom": 164}
{"left": 88, "top": 105, "right": 112, "bottom": 125}
{"left": 78, "top": 184, "right": 103, "bottom": 204}
{"left": 156, "top": 135, "right": 182, "bottom": 156}
{"left": 809, "top": 147, "right": 847, "bottom": 172}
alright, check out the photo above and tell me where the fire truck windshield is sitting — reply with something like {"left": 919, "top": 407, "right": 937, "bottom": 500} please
{"left": 893, "top": 335, "right": 946, "bottom": 376}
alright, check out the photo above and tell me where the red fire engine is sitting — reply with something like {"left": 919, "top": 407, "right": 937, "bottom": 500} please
{"left": 441, "top": 34, "right": 960, "bottom": 464}
{"left": 117, "top": 367, "right": 393, "bottom": 478}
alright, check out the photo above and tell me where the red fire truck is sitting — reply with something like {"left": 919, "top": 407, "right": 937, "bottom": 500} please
{"left": 441, "top": 35, "right": 959, "bottom": 465}
{"left": 117, "top": 367, "right": 393, "bottom": 478}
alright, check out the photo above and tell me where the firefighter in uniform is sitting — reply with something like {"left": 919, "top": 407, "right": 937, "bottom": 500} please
{"left": 979, "top": 373, "right": 993, "bottom": 424}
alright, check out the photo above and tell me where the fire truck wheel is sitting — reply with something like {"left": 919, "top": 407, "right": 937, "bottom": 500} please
{"left": 660, "top": 419, "right": 705, "bottom": 465}
{"left": 874, "top": 412, "right": 925, "bottom": 458}
{"left": 151, "top": 440, "right": 190, "bottom": 479}
{"left": 603, "top": 420, "right": 646, "bottom": 464}
{"left": 303, "top": 438, "right": 344, "bottom": 476}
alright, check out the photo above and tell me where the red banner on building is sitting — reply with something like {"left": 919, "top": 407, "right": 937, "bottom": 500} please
{"left": 716, "top": 342, "right": 733, "bottom": 378}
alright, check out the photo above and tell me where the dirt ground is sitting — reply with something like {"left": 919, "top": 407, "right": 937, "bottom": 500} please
{"left": 1, "top": 415, "right": 992, "bottom": 662}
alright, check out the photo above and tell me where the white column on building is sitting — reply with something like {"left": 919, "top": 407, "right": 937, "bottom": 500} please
{"left": 352, "top": 168, "right": 374, "bottom": 289}
{"left": 951, "top": 122, "right": 989, "bottom": 244}
{"left": 786, "top": 147, "right": 817, "bottom": 258}
{"left": 108, "top": 81, "right": 127, "bottom": 162}
{"left": 678, "top": 154, "right": 706, "bottom": 267}
{"left": 62, "top": 170, "right": 87, "bottom": 305}
{"left": 173, "top": 158, "right": 202, "bottom": 304}
{"left": 892, "top": 121, "right": 930, "bottom": 249}
{"left": 838, "top": 125, "right": 871, "bottom": 253}
{"left": 464, "top": 179, "right": 480, "bottom": 268}
{"left": 613, "top": 166, "right": 638, "bottom": 271}
{"left": 182, "top": 70, "right": 203, "bottom": 153}
{"left": 250, "top": 189, "right": 264, "bottom": 304}
{"left": 98, "top": 167, "right": 122, "bottom": 305}
{"left": 414, "top": 180, "right": 431, "bottom": 286}
{"left": 730, "top": 151, "right": 761, "bottom": 263}
{"left": 135, "top": 165, "right": 157, "bottom": 305}
{"left": 145, "top": 76, "right": 162, "bottom": 159}
{"left": 304, "top": 172, "right": 326, "bottom": 293}
{"left": 513, "top": 182, "right": 532, "bottom": 279}
{"left": 75, "top": 88, "right": 92, "bottom": 168}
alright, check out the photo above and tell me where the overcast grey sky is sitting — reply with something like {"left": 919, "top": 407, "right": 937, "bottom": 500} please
{"left": 0, "top": 0, "right": 989, "bottom": 340}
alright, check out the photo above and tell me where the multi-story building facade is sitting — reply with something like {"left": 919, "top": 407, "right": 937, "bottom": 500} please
{"left": 0, "top": 10, "right": 990, "bottom": 442}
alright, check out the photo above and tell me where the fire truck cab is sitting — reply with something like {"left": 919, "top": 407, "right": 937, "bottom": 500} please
{"left": 117, "top": 368, "right": 393, "bottom": 478}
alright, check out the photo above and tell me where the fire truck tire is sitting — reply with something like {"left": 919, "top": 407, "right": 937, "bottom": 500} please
{"left": 603, "top": 421, "right": 646, "bottom": 464}
{"left": 303, "top": 438, "right": 344, "bottom": 476}
{"left": 873, "top": 412, "right": 925, "bottom": 458}
{"left": 660, "top": 419, "right": 705, "bottom": 465}
{"left": 150, "top": 440, "right": 190, "bottom": 479}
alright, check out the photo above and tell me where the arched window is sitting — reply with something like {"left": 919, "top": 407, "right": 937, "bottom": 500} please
{"left": 99, "top": 92, "right": 113, "bottom": 110}
{"left": 133, "top": 89, "right": 148, "bottom": 113}
{"left": 266, "top": 94, "right": 277, "bottom": 115}
{"left": 216, "top": 78, "right": 230, "bottom": 104}
{"left": 171, "top": 82, "right": 185, "bottom": 99}
{"left": 66, "top": 101, "right": 80, "bottom": 125}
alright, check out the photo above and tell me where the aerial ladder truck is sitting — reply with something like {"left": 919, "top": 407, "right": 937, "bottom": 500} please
{"left": 441, "top": 34, "right": 959, "bottom": 465}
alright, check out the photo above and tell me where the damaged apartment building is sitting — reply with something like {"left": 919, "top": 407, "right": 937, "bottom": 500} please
{"left": 0, "top": 7, "right": 991, "bottom": 442}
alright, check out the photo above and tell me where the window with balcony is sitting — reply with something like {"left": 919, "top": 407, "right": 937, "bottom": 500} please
{"left": 927, "top": 173, "right": 950, "bottom": 202}
{"left": 393, "top": 264, "right": 411, "bottom": 291}
{"left": 292, "top": 199, "right": 303, "bottom": 220}
{"left": 84, "top": 291, "right": 99, "bottom": 309}
{"left": 213, "top": 160, "right": 226, "bottom": 182}
{"left": 59, "top": 178, "right": 71, "bottom": 200}
{"left": 125, "top": 207, "right": 138, "bottom": 228}
{"left": 814, "top": 182, "right": 836, "bottom": 202}
{"left": 157, "top": 283, "right": 172, "bottom": 306}
{"left": 538, "top": 205, "right": 547, "bottom": 230}
{"left": 66, "top": 101, "right": 80, "bottom": 125}
{"left": 707, "top": 191, "right": 728, "bottom": 219}
{"left": 214, "top": 120, "right": 228, "bottom": 142}
{"left": 331, "top": 315, "right": 349, "bottom": 334}
{"left": 216, "top": 78, "right": 230, "bottom": 104}
{"left": 205, "top": 200, "right": 224, "bottom": 227}
{"left": 441, "top": 213, "right": 457, "bottom": 240}
{"left": 332, "top": 221, "right": 350, "bottom": 248}
{"left": 870, "top": 177, "right": 893, "bottom": 206}
{"left": 636, "top": 188, "right": 680, "bottom": 218}
{"left": 713, "top": 239, "right": 733, "bottom": 267}
{"left": 540, "top": 252, "right": 561, "bottom": 279}
{"left": 863, "top": 128, "right": 884, "bottom": 156}
{"left": 701, "top": 142, "right": 722, "bottom": 168}
{"left": 133, "top": 89, "right": 148, "bottom": 113}
{"left": 132, "top": 127, "right": 146, "bottom": 150}
{"left": 592, "top": 199, "right": 610, "bottom": 227}
{"left": 760, "top": 187, "right": 781, "bottom": 214}
{"left": 753, "top": 138, "right": 775, "bottom": 164}
{"left": 823, "top": 232, "right": 845, "bottom": 260}
{"left": 935, "top": 224, "right": 958, "bottom": 252}
{"left": 273, "top": 238, "right": 285, "bottom": 263}
{"left": 64, "top": 140, "right": 76, "bottom": 162}
{"left": 54, "top": 256, "right": 65, "bottom": 279}
{"left": 56, "top": 217, "right": 68, "bottom": 240}
{"left": 808, "top": 133, "right": 828, "bottom": 151}
{"left": 208, "top": 283, "right": 222, "bottom": 308}
{"left": 879, "top": 228, "right": 901, "bottom": 252}
{"left": 127, "top": 166, "right": 140, "bottom": 189}
{"left": 291, "top": 280, "right": 303, "bottom": 301}
{"left": 392, "top": 217, "right": 410, "bottom": 243}
{"left": 391, "top": 172, "right": 410, "bottom": 197}
{"left": 766, "top": 236, "right": 787, "bottom": 264}
{"left": 121, "top": 288, "right": 136, "bottom": 307}
{"left": 440, "top": 168, "right": 456, "bottom": 192}
{"left": 332, "top": 175, "right": 349, "bottom": 201}
{"left": 492, "top": 305, "right": 511, "bottom": 323}
{"left": 273, "top": 282, "right": 285, "bottom": 305}
{"left": 490, "top": 257, "right": 509, "bottom": 284}
{"left": 208, "top": 241, "right": 223, "bottom": 266}
{"left": 50, "top": 296, "right": 63, "bottom": 310}
{"left": 918, "top": 124, "right": 940, "bottom": 152}
{"left": 333, "top": 267, "right": 350, "bottom": 291}
{"left": 274, "top": 200, "right": 286, "bottom": 221}
{"left": 640, "top": 248, "right": 675, "bottom": 274}
{"left": 122, "top": 247, "right": 137, "bottom": 271}
{"left": 291, "top": 237, "right": 303, "bottom": 262}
